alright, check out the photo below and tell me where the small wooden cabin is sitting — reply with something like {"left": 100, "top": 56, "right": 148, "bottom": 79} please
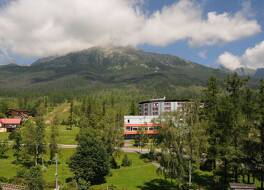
{"left": 6, "top": 109, "right": 30, "bottom": 121}
{"left": 229, "top": 183, "right": 255, "bottom": 190}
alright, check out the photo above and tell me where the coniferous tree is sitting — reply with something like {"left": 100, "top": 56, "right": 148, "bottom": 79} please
{"left": 204, "top": 77, "right": 219, "bottom": 170}
{"left": 35, "top": 117, "right": 46, "bottom": 165}
{"left": 49, "top": 124, "right": 58, "bottom": 162}
{"left": 257, "top": 80, "right": 264, "bottom": 189}
{"left": 11, "top": 130, "right": 22, "bottom": 162}
{"left": 69, "top": 129, "right": 110, "bottom": 186}
{"left": 0, "top": 140, "right": 8, "bottom": 159}
{"left": 25, "top": 166, "right": 44, "bottom": 190}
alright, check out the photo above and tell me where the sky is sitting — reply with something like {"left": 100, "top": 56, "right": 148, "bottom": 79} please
{"left": 0, "top": 0, "right": 263, "bottom": 70}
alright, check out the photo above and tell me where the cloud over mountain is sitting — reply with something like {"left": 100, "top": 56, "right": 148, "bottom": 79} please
{"left": 218, "top": 40, "right": 264, "bottom": 70}
{"left": 0, "top": 0, "right": 261, "bottom": 57}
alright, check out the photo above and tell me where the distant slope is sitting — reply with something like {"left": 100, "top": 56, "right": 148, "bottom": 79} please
{"left": 0, "top": 46, "right": 226, "bottom": 92}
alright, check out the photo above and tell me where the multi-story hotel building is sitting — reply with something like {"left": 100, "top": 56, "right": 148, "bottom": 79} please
{"left": 139, "top": 97, "right": 190, "bottom": 116}
{"left": 124, "top": 97, "right": 190, "bottom": 138}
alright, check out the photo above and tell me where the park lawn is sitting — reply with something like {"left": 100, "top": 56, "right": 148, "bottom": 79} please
{"left": 0, "top": 149, "right": 21, "bottom": 179}
{"left": 43, "top": 148, "right": 75, "bottom": 187}
{"left": 45, "top": 125, "right": 79, "bottom": 145}
{"left": 44, "top": 102, "right": 70, "bottom": 125}
{"left": 0, "top": 132, "right": 9, "bottom": 141}
{"left": 0, "top": 148, "right": 75, "bottom": 188}
{"left": 93, "top": 153, "right": 165, "bottom": 190}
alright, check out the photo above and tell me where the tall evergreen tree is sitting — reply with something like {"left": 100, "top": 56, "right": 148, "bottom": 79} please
{"left": 49, "top": 124, "right": 58, "bottom": 162}
{"left": 25, "top": 166, "right": 45, "bottom": 190}
{"left": 69, "top": 129, "right": 110, "bottom": 187}
{"left": 204, "top": 77, "right": 219, "bottom": 170}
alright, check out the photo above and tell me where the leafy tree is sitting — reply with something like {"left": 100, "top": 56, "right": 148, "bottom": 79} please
{"left": 35, "top": 117, "right": 46, "bottom": 164}
{"left": 21, "top": 118, "right": 46, "bottom": 165}
{"left": 183, "top": 102, "right": 208, "bottom": 186}
{"left": 68, "top": 99, "right": 74, "bottom": 130}
{"left": 0, "top": 140, "right": 8, "bottom": 159}
{"left": 25, "top": 166, "right": 44, "bottom": 190}
{"left": 10, "top": 130, "right": 22, "bottom": 162}
{"left": 69, "top": 129, "right": 110, "bottom": 187}
{"left": 158, "top": 112, "right": 188, "bottom": 182}
{"left": 257, "top": 80, "right": 264, "bottom": 189}
{"left": 49, "top": 124, "right": 58, "bottom": 162}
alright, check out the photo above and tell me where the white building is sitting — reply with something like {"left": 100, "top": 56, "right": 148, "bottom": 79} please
{"left": 139, "top": 97, "right": 190, "bottom": 116}
{"left": 124, "top": 98, "right": 191, "bottom": 138}
{"left": 124, "top": 115, "right": 160, "bottom": 138}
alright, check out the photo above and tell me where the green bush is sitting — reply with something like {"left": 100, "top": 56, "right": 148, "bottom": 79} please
{"left": 121, "top": 154, "right": 132, "bottom": 167}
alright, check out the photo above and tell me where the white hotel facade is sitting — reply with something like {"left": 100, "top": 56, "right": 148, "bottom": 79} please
{"left": 124, "top": 97, "right": 190, "bottom": 138}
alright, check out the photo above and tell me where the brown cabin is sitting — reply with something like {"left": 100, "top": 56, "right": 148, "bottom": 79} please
{"left": 6, "top": 109, "right": 30, "bottom": 121}
{"left": 229, "top": 183, "right": 256, "bottom": 190}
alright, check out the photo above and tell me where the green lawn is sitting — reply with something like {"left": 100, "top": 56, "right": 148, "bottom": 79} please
{"left": 0, "top": 148, "right": 74, "bottom": 189}
{"left": 0, "top": 132, "right": 9, "bottom": 141}
{"left": 93, "top": 153, "right": 167, "bottom": 190}
{"left": 45, "top": 125, "right": 79, "bottom": 145}
{"left": 0, "top": 149, "right": 21, "bottom": 179}
{"left": 43, "top": 148, "right": 75, "bottom": 189}
{"left": 44, "top": 103, "right": 70, "bottom": 125}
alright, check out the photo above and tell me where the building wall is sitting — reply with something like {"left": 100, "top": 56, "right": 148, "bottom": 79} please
{"left": 0, "top": 128, "right": 7, "bottom": 133}
{"left": 124, "top": 116, "right": 160, "bottom": 137}
{"left": 139, "top": 100, "right": 188, "bottom": 116}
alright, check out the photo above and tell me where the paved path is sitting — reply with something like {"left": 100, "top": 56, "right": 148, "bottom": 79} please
{"left": 58, "top": 144, "right": 150, "bottom": 154}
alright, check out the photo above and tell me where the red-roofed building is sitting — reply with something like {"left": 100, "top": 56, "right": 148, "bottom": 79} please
{"left": 0, "top": 118, "right": 21, "bottom": 132}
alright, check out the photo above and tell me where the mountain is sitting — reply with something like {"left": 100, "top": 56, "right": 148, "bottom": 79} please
{"left": 0, "top": 46, "right": 226, "bottom": 93}
{"left": 254, "top": 68, "right": 264, "bottom": 79}
{"left": 235, "top": 67, "right": 256, "bottom": 77}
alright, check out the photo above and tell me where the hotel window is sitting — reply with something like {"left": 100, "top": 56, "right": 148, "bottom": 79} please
{"left": 127, "top": 119, "right": 130, "bottom": 123}
{"left": 153, "top": 102, "right": 159, "bottom": 107}
{"left": 164, "top": 102, "right": 171, "bottom": 106}
{"left": 126, "top": 127, "right": 131, "bottom": 131}
{"left": 148, "top": 127, "right": 154, "bottom": 130}
{"left": 132, "top": 127, "right": 138, "bottom": 131}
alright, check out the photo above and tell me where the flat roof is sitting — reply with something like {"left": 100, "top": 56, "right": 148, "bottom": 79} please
{"left": 229, "top": 183, "right": 255, "bottom": 189}
{"left": 139, "top": 99, "right": 190, "bottom": 104}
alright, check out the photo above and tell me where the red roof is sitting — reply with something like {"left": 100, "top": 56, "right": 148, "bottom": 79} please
{"left": 0, "top": 118, "right": 21, "bottom": 125}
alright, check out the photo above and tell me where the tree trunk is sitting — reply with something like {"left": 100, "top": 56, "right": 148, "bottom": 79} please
{"left": 234, "top": 166, "right": 238, "bottom": 182}
{"left": 224, "top": 159, "right": 227, "bottom": 185}
{"left": 247, "top": 173, "right": 250, "bottom": 184}
{"left": 261, "top": 173, "right": 263, "bottom": 190}
{"left": 188, "top": 159, "right": 192, "bottom": 187}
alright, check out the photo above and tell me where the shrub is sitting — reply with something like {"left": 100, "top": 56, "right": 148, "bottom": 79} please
{"left": 121, "top": 154, "right": 132, "bottom": 167}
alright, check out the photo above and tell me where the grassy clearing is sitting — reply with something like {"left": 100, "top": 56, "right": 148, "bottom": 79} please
{"left": 0, "top": 148, "right": 75, "bottom": 189}
{"left": 0, "top": 149, "right": 21, "bottom": 179}
{"left": 44, "top": 102, "right": 70, "bottom": 125}
{"left": 45, "top": 125, "right": 79, "bottom": 145}
{"left": 0, "top": 132, "right": 9, "bottom": 141}
{"left": 93, "top": 153, "right": 166, "bottom": 190}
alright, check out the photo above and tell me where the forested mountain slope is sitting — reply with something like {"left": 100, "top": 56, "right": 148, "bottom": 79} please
{"left": 0, "top": 46, "right": 226, "bottom": 92}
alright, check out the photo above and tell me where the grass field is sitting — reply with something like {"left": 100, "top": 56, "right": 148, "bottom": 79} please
{"left": 93, "top": 153, "right": 169, "bottom": 190}
{"left": 45, "top": 125, "right": 79, "bottom": 145}
{"left": 44, "top": 102, "right": 70, "bottom": 125}
{"left": 0, "top": 148, "right": 75, "bottom": 190}
{"left": 0, "top": 132, "right": 9, "bottom": 141}
{"left": 0, "top": 149, "right": 165, "bottom": 190}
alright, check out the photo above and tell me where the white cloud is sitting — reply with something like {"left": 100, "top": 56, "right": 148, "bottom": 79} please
{"left": 218, "top": 41, "right": 264, "bottom": 70}
{"left": 217, "top": 52, "right": 241, "bottom": 70}
{"left": 0, "top": 48, "right": 15, "bottom": 65}
{"left": 0, "top": 0, "right": 261, "bottom": 58}
{"left": 198, "top": 50, "right": 207, "bottom": 59}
